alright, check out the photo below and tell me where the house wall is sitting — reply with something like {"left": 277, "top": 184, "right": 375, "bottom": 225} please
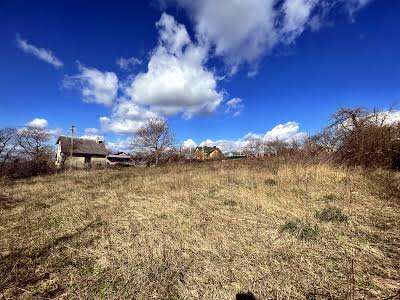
{"left": 209, "top": 150, "right": 223, "bottom": 159}
{"left": 194, "top": 149, "right": 204, "bottom": 160}
{"left": 57, "top": 153, "right": 107, "bottom": 169}
{"left": 194, "top": 148, "right": 223, "bottom": 160}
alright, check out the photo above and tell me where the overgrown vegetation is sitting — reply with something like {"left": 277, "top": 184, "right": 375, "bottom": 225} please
{"left": 1, "top": 161, "right": 399, "bottom": 299}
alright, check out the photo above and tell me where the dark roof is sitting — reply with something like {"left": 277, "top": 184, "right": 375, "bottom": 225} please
{"left": 57, "top": 136, "right": 108, "bottom": 156}
{"left": 195, "top": 146, "right": 221, "bottom": 154}
{"left": 107, "top": 154, "right": 131, "bottom": 159}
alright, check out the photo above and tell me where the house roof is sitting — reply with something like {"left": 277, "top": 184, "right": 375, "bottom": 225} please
{"left": 195, "top": 146, "right": 221, "bottom": 154}
{"left": 107, "top": 154, "right": 131, "bottom": 159}
{"left": 57, "top": 136, "right": 108, "bottom": 156}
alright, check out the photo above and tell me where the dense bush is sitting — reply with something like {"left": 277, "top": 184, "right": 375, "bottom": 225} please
{"left": 2, "top": 157, "right": 56, "bottom": 179}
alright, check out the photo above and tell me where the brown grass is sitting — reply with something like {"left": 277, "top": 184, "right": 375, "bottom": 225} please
{"left": 0, "top": 161, "right": 399, "bottom": 299}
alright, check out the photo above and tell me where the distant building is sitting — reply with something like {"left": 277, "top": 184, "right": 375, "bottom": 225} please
{"left": 193, "top": 146, "right": 223, "bottom": 161}
{"left": 226, "top": 152, "right": 247, "bottom": 160}
{"left": 106, "top": 152, "right": 133, "bottom": 166}
{"left": 55, "top": 136, "right": 108, "bottom": 168}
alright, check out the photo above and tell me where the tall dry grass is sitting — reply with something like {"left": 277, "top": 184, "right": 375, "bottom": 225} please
{"left": 0, "top": 161, "right": 399, "bottom": 299}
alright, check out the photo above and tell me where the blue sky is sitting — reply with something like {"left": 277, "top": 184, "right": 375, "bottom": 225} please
{"left": 0, "top": 0, "right": 399, "bottom": 151}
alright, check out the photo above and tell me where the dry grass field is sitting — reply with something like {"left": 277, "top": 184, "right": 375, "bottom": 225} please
{"left": 0, "top": 161, "right": 399, "bottom": 299}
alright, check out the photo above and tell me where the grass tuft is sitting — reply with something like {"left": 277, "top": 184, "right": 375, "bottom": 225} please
{"left": 319, "top": 194, "right": 337, "bottom": 203}
{"left": 315, "top": 206, "right": 348, "bottom": 223}
{"left": 281, "top": 218, "right": 319, "bottom": 241}
{"left": 264, "top": 178, "right": 277, "bottom": 186}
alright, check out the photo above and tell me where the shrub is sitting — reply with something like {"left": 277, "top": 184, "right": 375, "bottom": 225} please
{"left": 315, "top": 206, "right": 348, "bottom": 223}
{"left": 3, "top": 158, "right": 56, "bottom": 179}
{"left": 281, "top": 218, "right": 319, "bottom": 241}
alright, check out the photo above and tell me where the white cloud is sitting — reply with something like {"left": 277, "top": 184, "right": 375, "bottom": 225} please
{"left": 196, "top": 121, "right": 306, "bottom": 152}
{"left": 16, "top": 34, "right": 63, "bottom": 68}
{"left": 64, "top": 64, "right": 118, "bottom": 106}
{"left": 116, "top": 57, "right": 142, "bottom": 70}
{"left": 80, "top": 135, "right": 105, "bottom": 141}
{"left": 100, "top": 100, "right": 159, "bottom": 134}
{"left": 85, "top": 127, "right": 100, "bottom": 134}
{"left": 345, "top": 0, "right": 373, "bottom": 17}
{"left": 176, "top": 0, "right": 277, "bottom": 74}
{"left": 162, "top": 0, "right": 374, "bottom": 74}
{"left": 182, "top": 138, "right": 197, "bottom": 149}
{"left": 124, "top": 13, "right": 223, "bottom": 118}
{"left": 225, "top": 97, "right": 244, "bottom": 117}
{"left": 379, "top": 111, "right": 400, "bottom": 125}
{"left": 263, "top": 121, "right": 305, "bottom": 141}
{"left": 26, "top": 118, "right": 48, "bottom": 129}
{"left": 106, "top": 137, "right": 134, "bottom": 153}
{"left": 281, "top": 0, "right": 319, "bottom": 44}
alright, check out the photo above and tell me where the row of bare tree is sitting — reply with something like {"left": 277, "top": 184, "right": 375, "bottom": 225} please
{"left": 0, "top": 127, "right": 54, "bottom": 178}
{"left": 240, "top": 108, "right": 400, "bottom": 170}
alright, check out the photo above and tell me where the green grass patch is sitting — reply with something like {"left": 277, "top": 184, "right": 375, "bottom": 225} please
{"left": 281, "top": 218, "right": 319, "bottom": 241}
{"left": 315, "top": 206, "right": 348, "bottom": 223}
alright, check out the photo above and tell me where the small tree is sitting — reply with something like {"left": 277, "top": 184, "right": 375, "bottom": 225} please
{"left": 0, "top": 128, "right": 17, "bottom": 168}
{"left": 17, "top": 126, "right": 52, "bottom": 161}
{"left": 131, "top": 118, "right": 175, "bottom": 166}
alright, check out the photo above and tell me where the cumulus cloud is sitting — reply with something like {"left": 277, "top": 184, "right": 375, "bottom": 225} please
{"left": 64, "top": 64, "right": 118, "bottom": 106}
{"left": 116, "top": 56, "right": 142, "bottom": 70}
{"left": 26, "top": 118, "right": 48, "bottom": 129}
{"left": 85, "top": 127, "right": 100, "bottom": 134}
{"left": 182, "top": 138, "right": 197, "bottom": 149}
{"left": 80, "top": 135, "right": 105, "bottom": 141}
{"left": 161, "top": 0, "right": 374, "bottom": 74}
{"left": 196, "top": 121, "right": 306, "bottom": 152}
{"left": 106, "top": 138, "right": 134, "bottom": 153}
{"left": 16, "top": 34, "right": 63, "bottom": 68}
{"left": 124, "top": 13, "right": 223, "bottom": 118}
{"left": 100, "top": 100, "right": 159, "bottom": 134}
{"left": 225, "top": 98, "right": 244, "bottom": 117}
{"left": 263, "top": 121, "right": 306, "bottom": 141}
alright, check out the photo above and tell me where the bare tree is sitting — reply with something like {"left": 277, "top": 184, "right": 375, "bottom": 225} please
{"left": 326, "top": 107, "right": 400, "bottom": 168}
{"left": 242, "top": 138, "right": 263, "bottom": 156}
{"left": 17, "top": 126, "right": 52, "bottom": 161}
{"left": 0, "top": 128, "right": 17, "bottom": 168}
{"left": 131, "top": 118, "right": 175, "bottom": 166}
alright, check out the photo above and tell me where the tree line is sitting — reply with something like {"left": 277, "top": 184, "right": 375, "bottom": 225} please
{"left": 1, "top": 106, "right": 399, "bottom": 178}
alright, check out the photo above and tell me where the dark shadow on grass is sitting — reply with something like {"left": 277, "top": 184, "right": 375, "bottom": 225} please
{"left": 236, "top": 291, "right": 257, "bottom": 300}
{"left": 0, "top": 219, "right": 104, "bottom": 296}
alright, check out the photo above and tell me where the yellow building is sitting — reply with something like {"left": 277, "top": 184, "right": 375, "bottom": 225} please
{"left": 193, "top": 146, "right": 223, "bottom": 161}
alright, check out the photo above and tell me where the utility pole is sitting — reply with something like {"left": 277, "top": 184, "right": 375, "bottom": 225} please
{"left": 70, "top": 125, "right": 75, "bottom": 170}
